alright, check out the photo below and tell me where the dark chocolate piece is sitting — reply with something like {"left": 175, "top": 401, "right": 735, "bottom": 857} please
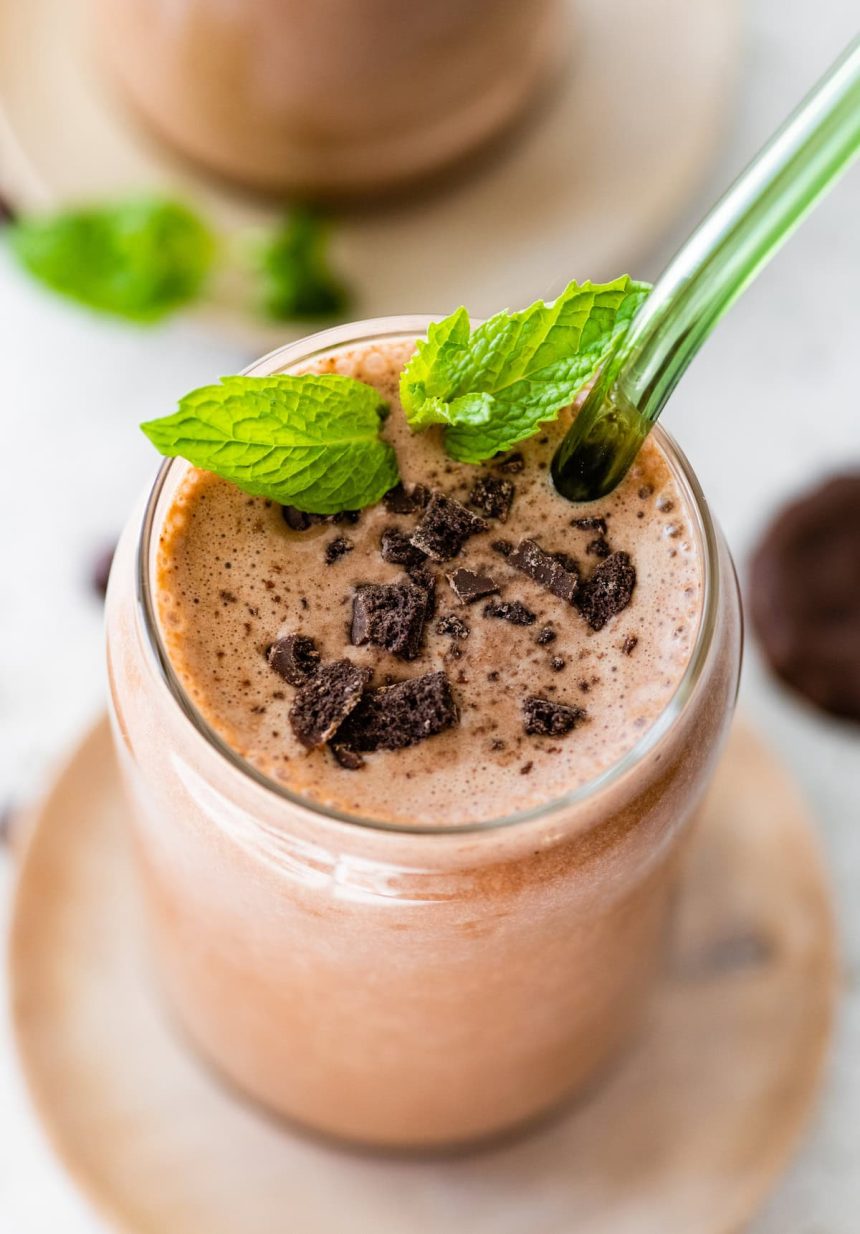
{"left": 410, "top": 493, "right": 487, "bottom": 561}
{"left": 483, "top": 599, "right": 537, "bottom": 626}
{"left": 281, "top": 505, "right": 326, "bottom": 531}
{"left": 586, "top": 536, "right": 611, "bottom": 559}
{"left": 468, "top": 475, "right": 514, "bottom": 522}
{"left": 622, "top": 635, "right": 639, "bottom": 656}
{"left": 289, "top": 660, "right": 370, "bottom": 748}
{"left": 383, "top": 484, "right": 415, "bottom": 514}
{"left": 748, "top": 472, "right": 860, "bottom": 721}
{"left": 550, "top": 656, "right": 566, "bottom": 672}
{"left": 496, "top": 452, "right": 525, "bottom": 473}
{"left": 536, "top": 625, "right": 557, "bottom": 645}
{"left": 379, "top": 527, "right": 428, "bottom": 568}
{"left": 338, "top": 671, "right": 458, "bottom": 752}
{"left": 509, "top": 538, "right": 579, "bottom": 604}
{"left": 331, "top": 743, "right": 365, "bottom": 770}
{"left": 576, "top": 552, "right": 636, "bottom": 631}
{"left": 267, "top": 633, "right": 321, "bottom": 685}
{"left": 570, "top": 516, "right": 608, "bottom": 534}
{"left": 446, "top": 568, "right": 500, "bottom": 605}
{"left": 90, "top": 541, "right": 117, "bottom": 599}
{"left": 522, "top": 696, "right": 587, "bottom": 737}
{"left": 436, "top": 614, "right": 470, "bottom": 639}
{"left": 491, "top": 539, "right": 514, "bottom": 557}
{"left": 324, "top": 536, "right": 354, "bottom": 565}
{"left": 351, "top": 580, "right": 431, "bottom": 660}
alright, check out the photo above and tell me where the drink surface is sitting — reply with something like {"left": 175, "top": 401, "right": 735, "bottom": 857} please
{"left": 155, "top": 338, "right": 702, "bottom": 825}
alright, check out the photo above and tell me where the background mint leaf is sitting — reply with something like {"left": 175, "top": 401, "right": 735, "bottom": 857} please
{"left": 400, "top": 277, "right": 650, "bottom": 462}
{"left": 258, "top": 208, "right": 350, "bottom": 321}
{"left": 141, "top": 374, "right": 399, "bottom": 514}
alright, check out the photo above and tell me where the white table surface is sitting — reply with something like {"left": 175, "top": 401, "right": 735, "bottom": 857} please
{"left": 1, "top": 1, "right": 859, "bottom": 1229}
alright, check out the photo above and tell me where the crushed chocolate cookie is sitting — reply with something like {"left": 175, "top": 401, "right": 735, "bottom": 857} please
{"left": 536, "top": 625, "right": 557, "bottom": 645}
{"left": 570, "top": 516, "right": 608, "bottom": 534}
{"left": 468, "top": 475, "right": 514, "bottom": 522}
{"left": 446, "top": 568, "right": 500, "bottom": 605}
{"left": 289, "top": 660, "right": 370, "bottom": 748}
{"left": 483, "top": 599, "right": 537, "bottom": 626}
{"left": 552, "top": 550, "right": 580, "bottom": 574}
{"left": 436, "top": 614, "right": 470, "bottom": 639}
{"left": 324, "top": 536, "right": 354, "bottom": 565}
{"left": 586, "top": 536, "right": 611, "bottom": 559}
{"left": 576, "top": 552, "right": 637, "bottom": 630}
{"left": 496, "top": 452, "right": 525, "bottom": 473}
{"left": 522, "top": 696, "right": 587, "bottom": 737}
{"left": 331, "top": 743, "right": 365, "bottom": 770}
{"left": 491, "top": 539, "right": 514, "bottom": 557}
{"left": 622, "top": 635, "right": 639, "bottom": 656}
{"left": 550, "top": 656, "right": 566, "bottom": 672}
{"left": 338, "top": 671, "right": 458, "bottom": 752}
{"left": 281, "top": 505, "right": 326, "bottom": 531}
{"left": 383, "top": 483, "right": 429, "bottom": 514}
{"left": 379, "top": 527, "right": 428, "bottom": 568}
{"left": 267, "top": 633, "right": 321, "bottom": 685}
{"left": 351, "top": 579, "right": 431, "bottom": 660}
{"left": 510, "top": 539, "right": 579, "bottom": 604}
{"left": 410, "top": 493, "right": 487, "bottom": 561}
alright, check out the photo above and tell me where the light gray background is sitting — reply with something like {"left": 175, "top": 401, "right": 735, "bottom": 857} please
{"left": 1, "top": 0, "right": 858, "bottom": 1229}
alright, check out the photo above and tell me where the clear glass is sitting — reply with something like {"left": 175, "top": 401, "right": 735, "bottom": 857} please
{"left": 92, "top": 0, "right": 565, "bottom": 197}
{"left": 105, "top": 317, "right": 742, "bottom": 1149}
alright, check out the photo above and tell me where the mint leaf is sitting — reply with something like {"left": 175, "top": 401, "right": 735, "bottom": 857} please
{"left": 9, "top": 197, "right": 215, "bottom": 322}
{"left": 258, "top": 208, "right": 350, "bottom": 321}
{"left": 400, "top": 277, "right": 650, "bottom": 463}
{"left": 141, "top": 374, "right": 399, "bottom": 514}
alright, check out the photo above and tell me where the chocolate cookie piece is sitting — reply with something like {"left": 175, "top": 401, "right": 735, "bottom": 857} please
{"left": 748, "top": 473, "right": 860, "bottom": 721}
{"left": 289, "top": 660, "right": 370, "bottom": 748}
{"left": 536, "top": 625, "right": 557, "bottom": 645}
{"left": 351, "top": 579, "right": 431, "bottom": 660}
{"left": 436, "top": 614, "right": 470, "bottom": 639}
{"left": 446, "top": 568, "right": 500, "bottom": 605}
{"left": 281, "top": 505, "right": 327, "bottom": 531}
{"left": 324, "top": 536, "right": 353, "bottom": 564}
{"left": 410, "top": 493, "right": 487, "bottom": 561}
{"left": 576, "top": 552, "right": 636, "bottom": 630}
{"left": 483, "top": 599, "right": 537, "bottom": 626}
{"left": 468, "top": 475, "right": 514, "bottom": 522}
{"left": 491, "top": 539, "right": 514, "bottom": 557}
{"left": 267, "top": 633, "right": 321, "bottom": 685}
{"left": 586, "top": 536, "right": 611, "bottom": 559}
{"left": 331, "top": 743, "right": 365, "bottom": 770}
{"left": 338, "top": 671, "right": 458, "bottom": 752}
{"left": 379, "top": 527, "right": 428, "bottom": 568}
{"left": 510, "top": 539, "right": 579, "bottom": 604}
{"left": 522, "top": 696, "right": 587, "bottom": 736}
{"left": 495, "top": 452, "right": 525, "bottom": 473}
{"left": 570, "top": 516, "right": 607, "bottom": 534}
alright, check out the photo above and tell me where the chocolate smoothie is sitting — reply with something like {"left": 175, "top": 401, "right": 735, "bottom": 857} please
{"left": 106, "top": 319, "right": 742, "bottom": 1148}
{"left": 156, "top": 337, "right": 701, "bottom": 824}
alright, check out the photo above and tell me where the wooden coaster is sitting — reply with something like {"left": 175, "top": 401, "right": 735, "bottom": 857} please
{"left": 0, "top": 0, "right": 740, "bottom": 348}
{"left": 8, "top": 717, "right": 836, "bottom": 1234}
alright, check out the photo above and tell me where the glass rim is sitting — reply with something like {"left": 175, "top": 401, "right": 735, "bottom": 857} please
{"left": 135, "top": 315, "right": 722, "bottom": 837}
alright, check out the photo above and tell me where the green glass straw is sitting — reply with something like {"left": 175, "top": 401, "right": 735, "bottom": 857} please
{"left": 551, "top": 36, "right": 860, "bottom": 503}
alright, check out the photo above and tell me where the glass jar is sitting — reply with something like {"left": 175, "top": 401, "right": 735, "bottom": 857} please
{"left": 93, "top": 0, "right": 565, "bottom": 196}
{"left": 106, "top": 317, "right": 742, "bottom": 1149}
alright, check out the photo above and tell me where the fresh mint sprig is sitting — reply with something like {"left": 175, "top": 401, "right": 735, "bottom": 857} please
{"left": 141, "top": 374, "right": 398, "bottom": 514}
{"left": 258, "top": 208, "right": 351, "bottom": 321}
{"left": 400, "top": 277, "right": 650, "bottom": 462}
{"left": 9, "top": 198, "right": 216, "bottom": 323}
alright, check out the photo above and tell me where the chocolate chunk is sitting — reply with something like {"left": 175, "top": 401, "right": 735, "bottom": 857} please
{"left": 522, "top": 696, "right": 587, "bottom": 737}
{"left": 324, "top": 536, "right": 354, "bottom": 565}
{"left": 380, "top": 527, "right": 428, "bottom": 568}
{"left": 550, "top": 656, "right": 566, "bottom": 671}
{"left": 410, "top": 493, "right": 487, "bottom": 561}
{"left": 552, "top": 550, "right": 580, "bottom": 574}
{"left": 436, "top": 614, "right": 470, "bottom": 639}
{"left": 289, "top": 660, "right": 370, "bottom": 748}
{"left": 338, "top": 671, "right": 458, "bottom": 752}
{"left": 468, "top": 475, "right": 514, "bottom": 522}
{"left": 331, "top": 743, "right": 365, "bottom": 770}
{"left": 576, "top": 552, "right": 636, "bottom": 630}
{"left": 510, "top": 538, "right": 579, "bottom": 604}
{"left": 90, "top": 540, "right": 117, "bottom": 599}
{"left": 483, "top": 599, "right": 537, "bottom": 626}
{"left": 622, "top": 635, "right": 639, "bottom": 656}
{"left": 536, "top": 625, "right": 557, "bottom": 645}
{"left": 570, "top": 516, "right": 607, "bottom": 534}
{"left": 496, "top": 452, "right": 525, "bottom": 473}
{"left": 267, "top": 633, "right": 321, "bottom": 685}
{"left": 383, "top": 484, "right": 415, "bottom": 514}
{"left": 491, "top": 539, "right": 514, "bottom": 557}
{"left": 586, "top": 536, "right": 611, "bottom": 559}
{"left": 281, "top": 505, "right": 326, "bottom": 531}
{"left": 351, "top": 580, "right": 431, "bottom": 660}
{"left": 446, "top": 568, "right": 500, "bottom": 605}
{"left": 748, "top": 473, "right": 860, "bottom": 721}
